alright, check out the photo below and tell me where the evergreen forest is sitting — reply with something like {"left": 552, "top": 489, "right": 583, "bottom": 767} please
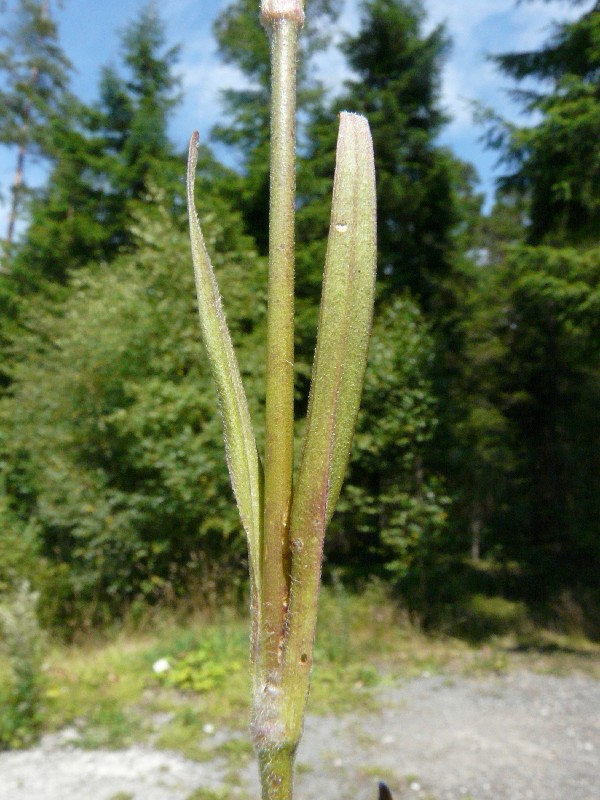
{"left": 0, "top": 0, "right": 599, "bottom": 639}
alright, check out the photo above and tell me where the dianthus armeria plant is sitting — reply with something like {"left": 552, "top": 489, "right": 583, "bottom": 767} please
{"left": 186, "top": 0, "right": 376, "bottom": 798}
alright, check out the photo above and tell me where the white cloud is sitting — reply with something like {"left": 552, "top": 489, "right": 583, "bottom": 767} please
{"left": 182, "top": 59, "right": 250, "bottom": 104}
{"left": 308, "top": 0, "right": 577, "bottom": 135}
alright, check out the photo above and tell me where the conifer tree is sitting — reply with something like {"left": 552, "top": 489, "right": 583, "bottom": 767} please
{"left": 211, "top": 0, "right": 340, "bottom": 253}
{"left": 10, "top": 3, "right": 183, "bottom": 284}
{"left": 489, "top": 0, "right": 600, "bottom": 245}
{"left": 465, "top": 0, "right": 600, "bottom": 584}
{"left": 344, "top": 0, "right": 455, "bottom": 307}
{"left": 99, "top": 2, "right": 181, "bottom": 201}
{"left": 9, "top": 105, "right": 122, "bottom": 284}
{"left": 0, "top": 0, "right": 71, "bottom": 262}
{"left": 298, "top": 0, "right": 460, "bottom": 314}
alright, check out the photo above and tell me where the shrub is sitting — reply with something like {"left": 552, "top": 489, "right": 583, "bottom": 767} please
{"left": 0, "top": 582, "right": 45, "bottom": 748}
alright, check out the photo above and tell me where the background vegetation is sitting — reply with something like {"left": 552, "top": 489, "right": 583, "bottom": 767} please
{"left": 0, "top": 0, "right": 598, "bottom": 651}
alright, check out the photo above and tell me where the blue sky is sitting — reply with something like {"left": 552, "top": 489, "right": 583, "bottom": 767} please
{"left": 0, "top": 0, "right": 581, "bottom": 229}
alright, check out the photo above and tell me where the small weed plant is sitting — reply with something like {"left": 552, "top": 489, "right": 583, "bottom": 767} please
{"left": 186, "top": 0, "right": 376, "bottom": 795}
{"left": 0, "top": 581, "right": 45, "bottom": 748}
{"left": 157, "top": 632, "right": 245, "bottom": 694}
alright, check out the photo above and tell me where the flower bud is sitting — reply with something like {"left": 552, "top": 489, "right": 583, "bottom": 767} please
{"left": 260, "top": 0, "right": 304, "bottom": 27}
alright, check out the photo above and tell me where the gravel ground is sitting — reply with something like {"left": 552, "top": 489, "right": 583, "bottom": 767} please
{"left": 0, "top": 670, "right": 598, "bottom": 800}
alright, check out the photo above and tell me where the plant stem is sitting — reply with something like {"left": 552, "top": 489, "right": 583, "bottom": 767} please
{"left": 262, "top": 16, "right": 298, "bottom": 677}
{"left": 258, "top": 745, "right": 296, "bottom": 800}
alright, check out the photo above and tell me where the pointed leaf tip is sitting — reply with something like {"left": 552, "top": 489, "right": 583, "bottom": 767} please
{"left": 290, "top": 111, "right": 376, "bottom": 542}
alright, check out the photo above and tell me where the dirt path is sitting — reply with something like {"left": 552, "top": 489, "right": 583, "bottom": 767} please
{"left": 0, "top": 671, "right": 598, "bottom": 800}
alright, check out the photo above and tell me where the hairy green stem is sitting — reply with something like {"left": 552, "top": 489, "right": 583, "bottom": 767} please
{"left": 258, "top": 745, "right": 296, "bottom": 800}
{"left": 261, "top": 17, "right": 298, "bottom": 678}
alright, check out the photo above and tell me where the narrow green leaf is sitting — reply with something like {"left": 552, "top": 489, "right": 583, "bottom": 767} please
{"left": 278, "top": 112, "right": 376, "bottom": 727}
{"left": 186, "top": 132, "right": 263, "bottom": 594}
{"left": 291, "top": 111, "right": 377, "bottom": 536}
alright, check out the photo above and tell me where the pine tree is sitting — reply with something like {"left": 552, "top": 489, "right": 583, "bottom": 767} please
{"left": 8, "top": 104, "right": 123, "bottom": 284}
{"left": 10, "top": 3, "right": 183, "bottom": 285}
{"left": 463, "top": 0, "right": 600, "bottom": 590}
{"left": 211, "top": 0, "right": 341, "bottom": 253}
{"left": 99, "top": 2, "right": 181, "bottom": 200}
{"left": 346, "top": 0, "right": 454, "bottom": 304}
{"left": 298, "top": 0, "right": 459, "bottom": 313}
{"left": 0, "top": 0, "right": 71, "bottom": 262}
{"left": 489, "top": 0, "right": 600, "bottom": 245}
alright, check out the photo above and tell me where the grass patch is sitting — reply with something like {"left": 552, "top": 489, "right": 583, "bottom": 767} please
{"left": 185, "top": 789, "right": 229, "bottom": 800}
{"left": 77, "top": 702, "right": 145, "bottom": 749}
{"left": 358, "top": 763, "right": 398, "bottom": 785}
{"left": 25, "top": 583, "right": 599, "bottom": 760}
{"left": 309, "top": 662, "right": 382, "bottom": 715}
{"left": 214, "top": 735, "right": 254, "bottom": 766}
{"left": 457, "top": 594, "right": 529, "bottom": 642}
{"left": 152, "top": 707, "right": 214, "bottom": 761}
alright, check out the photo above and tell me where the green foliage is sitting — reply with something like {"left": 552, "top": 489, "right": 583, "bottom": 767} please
{"left": 99, "top": 3, "right": 181, "bottom": 199}
{"left": 8, "top": 3, "right": 182, "bottom": 286}
{"left": 0, "top": 582, "right": 45, "bottom": 748}
{"left": 186, "top": 789, "right": 229, "bottom": 800}
{"left": 343, "top": 0, "right": 455, "bottom": 305}
{"left": 211, "top": 0, "right": 341, "bottom": 252}
{"left": 330, "top": 297, "right": 450, "bottom": 598}
{"left": 0, "top": 483, "right": 41, "bottom": 592}
{"left": 0, "top": 0, "right": 71, "bottom": 150}
{"left": 488, "top": 1, "right": 600, "bottom": 245}
{"left": 297, "top": 0, "right": 461, "bottom": 312}
{"left": 0, "top": 199, "right": 266, "bottom": 626}
{"left": 447, "top": 0, "right": 600, "bottom": 606}
{"left": 5, "top": 0, "right": 462, "bottom": 637}
{"left": 457, "top": 244, "right": 600, "bottom": 588}
{"left": 77, "top": 702, "right": 144, "bottom": 750}
{"left": 8, "top": 107, "right": 123, "bottom": 283}
{"left": 456, "top": 594, "right": 529, "bottom": 642}
{"left": 157, "top": 627, "right": 246, "bottom": 694}
{"left": 0, "top": 0, "right": 597, "bottom": 645}
{"left": 497, "top": 246, "right": 600, "bottom": 571}
{"left": 0, "top": 0, "right": 72, "bottom": 250}
{"left": 161, "top": 652, "right": 230, "bottom": 694}
{"left": 296, "top": 4, "right": 476, "bottom": 554}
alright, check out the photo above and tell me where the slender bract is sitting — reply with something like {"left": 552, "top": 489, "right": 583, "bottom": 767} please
{"left": 186, "top": 133, "right": 263, "bottom": 609}
{"left": 280, "top": 111, "right": 377, "bottom": 739}
{"left": 294, "top": 112, "right": 377, "bottom": 529}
